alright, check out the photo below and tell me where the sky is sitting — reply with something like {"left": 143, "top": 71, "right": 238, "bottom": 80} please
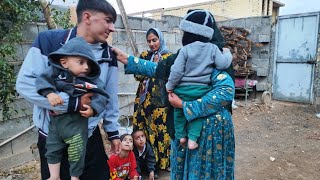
{"left": 51, "top": 0, "right": 320, "bottom": 16}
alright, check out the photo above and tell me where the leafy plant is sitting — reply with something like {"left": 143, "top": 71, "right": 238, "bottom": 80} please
{"left": 0, "top": 0, "right": 72, "bottom": 121}
{"left": 52, "top": 8, "right": 73, "bottom": 29}
{"left": 0, "top": 0, "right": 40, "bottom": 121}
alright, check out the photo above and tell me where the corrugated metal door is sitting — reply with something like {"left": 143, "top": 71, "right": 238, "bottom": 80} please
{"left": 273, "top": 13, "right": 319, "bottom": 103}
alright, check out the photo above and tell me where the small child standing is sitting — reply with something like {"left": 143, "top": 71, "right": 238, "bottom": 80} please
{"left": 132, "top": 130, "right": 157, "bottom": 180}
{"left": 108, "top": 134, "right": 140, "bottom": 180}
{"left": 166, "top": 9, "right": 232, "bottom": 150}
{"left": 35, "top": 37, "right": 109, "bottom": 180}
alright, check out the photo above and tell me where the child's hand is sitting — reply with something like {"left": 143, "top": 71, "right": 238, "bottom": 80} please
{"left": 47, "top": 93, "right": 63, "bottom": 106}
{"left": 166, "top": 89, "right": 172, "bottom": 93}
{"left": 149, "top": 171, "right": 155, "bottom": 180}
{"left": 79, "top": 104, "right": 94, "bottom": 118}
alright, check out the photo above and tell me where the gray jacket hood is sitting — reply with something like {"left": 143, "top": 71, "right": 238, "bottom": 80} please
{"left": 48, "top": 36, "right": 101, "bottom": 79}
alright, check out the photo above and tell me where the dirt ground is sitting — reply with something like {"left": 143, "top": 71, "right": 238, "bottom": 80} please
{"left": 1, "top": 100, "right": 320, "bottom": 180}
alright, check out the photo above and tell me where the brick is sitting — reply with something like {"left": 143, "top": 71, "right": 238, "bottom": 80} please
{"left": 252, "top": 25, "right": 271, "bottom": 35}
{"left": 21, "top": 43, "right": 32, "bottom": 59}
{"left": 175, "top": 33, "right": 183, "bottom": 44}
{"left": 163, "top": 33, "right": 176, "bottom": 45}
{"left": 258, "top": 34, "right": 271, "bottom": 42}
{"left": 136, "top": 44, "right": 149, "bottom": 54}
{"left": 256, "top": 82, "right": 270, "bottom": 91}
{"left": 11, "top": 44, "right": 23, "bottom": 62}
{"left": 155, "top": 20, "right": 169, "bottom": 32}
{"left": 247, "top": 34, "right": 258, "bottom": 42}
{"left": 22, "top": 24, "right": 39, "bottom": 42}
{"left": 115, "top": 14, "right": 124, "bottom": 29}
{"left": 256, "top": 67, "right": 269, "bottom": 76}
{"left": 230, "top": 18, "right": 246, "bottom": 28}
{"left": 252, "top": 58, "right": 269, "bottom": 67}
{"left": 162, "top": 15, "right": 181, "bottom": 29}
{"left": 128, "top": 17, "right": 142, "bottom": 30}
{"left": 259, "top": 49, "right": 270, "bottom": 59}
{"left": 218, "top": 21, "right": 231, "bottom": 27}
{"left": 134, "top": 31, "right": 148, "bottom": 45}
{"left": 141, "top": 18, "right": 155, "bottom": 31}
{"left": 117, "top": 31, "right": 136, "bottom": 45}
{"left": 261, "top": 16, "right": 272, "bottom": 26}
{"left": 37, "top": 23, "right": 48, "bottom": 34}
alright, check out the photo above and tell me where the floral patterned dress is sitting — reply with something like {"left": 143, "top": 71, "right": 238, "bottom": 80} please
{"left": 126, "top": 55, "right": 235, "bottom": 179}
{"left": 132, "top": 51, "right": 172, "bottom": 170}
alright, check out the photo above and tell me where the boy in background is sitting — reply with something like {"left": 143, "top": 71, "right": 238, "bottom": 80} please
{"left": 132, "top": 129, "right": 157, "bottom": 180}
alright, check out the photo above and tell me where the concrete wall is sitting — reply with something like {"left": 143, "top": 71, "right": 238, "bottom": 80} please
{"left": 218, "top": 16, "right": 273, "bottom": 92}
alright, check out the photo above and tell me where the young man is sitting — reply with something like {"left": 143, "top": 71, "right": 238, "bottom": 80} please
{"left": 16, "top": 0, "right": 120, "bottom": 179}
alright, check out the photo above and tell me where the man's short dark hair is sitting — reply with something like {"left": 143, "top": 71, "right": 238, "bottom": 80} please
{"left": 76, "top": 0, "right": 117, "bottom": 23}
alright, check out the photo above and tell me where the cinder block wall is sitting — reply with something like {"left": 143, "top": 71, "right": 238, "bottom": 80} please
{"left": 218, "top": 16, "right": 273, "bottom": 92}
{"left": 111, "top": 14, "right": 183, "bottom": 116}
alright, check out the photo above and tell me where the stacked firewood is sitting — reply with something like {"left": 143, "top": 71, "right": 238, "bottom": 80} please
{"left": 220, "top": 26, "right": 263, "bottom": 76}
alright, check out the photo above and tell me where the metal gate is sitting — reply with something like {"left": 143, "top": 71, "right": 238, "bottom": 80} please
{"left": 273, "top": 12, "right": 319, "bottom": 103}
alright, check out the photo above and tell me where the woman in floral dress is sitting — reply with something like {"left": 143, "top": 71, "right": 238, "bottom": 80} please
{"left": 132, "top": 28, "right": 171, "bottom": 171}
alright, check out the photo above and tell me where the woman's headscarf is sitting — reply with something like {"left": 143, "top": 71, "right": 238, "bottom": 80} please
{"left": 146, "top": 28, "right": 170, "bottom": 62}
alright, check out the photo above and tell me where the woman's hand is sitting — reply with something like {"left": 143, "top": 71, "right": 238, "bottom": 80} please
{"left": 168, "top": 92, "right": 183, "bottom": 108}
{"left": 111, "top": 47, "right": 128, "bottom": 65}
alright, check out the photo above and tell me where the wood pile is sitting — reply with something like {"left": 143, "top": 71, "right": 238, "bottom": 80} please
{"left": 220, "top": 26, "right": 263, "bottom": 76}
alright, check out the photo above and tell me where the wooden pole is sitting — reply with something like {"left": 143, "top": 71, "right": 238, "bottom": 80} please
{"left": 39, "top": 0, "right": 57, "bottom": 29}
{"left": 116, "top": 0, "right": 139, "bottom": 56}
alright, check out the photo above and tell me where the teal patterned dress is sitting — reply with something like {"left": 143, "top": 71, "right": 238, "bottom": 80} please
{"left": 125, "top": 55, "right": 235, "bottom": 179}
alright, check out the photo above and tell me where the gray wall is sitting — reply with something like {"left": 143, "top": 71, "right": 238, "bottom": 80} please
{"left": 218, "top": 16, "right": 273, "bottom": 92}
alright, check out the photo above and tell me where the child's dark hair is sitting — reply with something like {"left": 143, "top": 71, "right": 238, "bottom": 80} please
{"left": 76, "top": 0, "right": 117, "bottom": 23}
{"left": 131, "top": 129, "right": 144, "bottom": 138}
{"left": 120, "top": 133, "right": 131, "bottom": 141}
{"left": 146, "top": 28, "right": 159, "bottom": 39}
